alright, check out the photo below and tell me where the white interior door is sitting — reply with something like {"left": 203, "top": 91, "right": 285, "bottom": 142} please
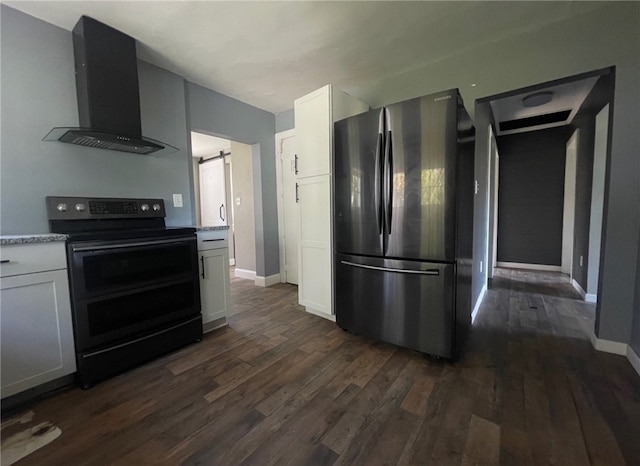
{"left": 200, "top": 158, "right": 227, "bottom": 227}
{"left": 281, "top": 135, "right": 299, "bottom": 284}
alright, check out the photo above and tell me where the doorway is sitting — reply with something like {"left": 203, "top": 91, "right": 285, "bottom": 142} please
{"left": 484, "top": 68, "right": 614, "bottom": 306}
{"left": 191, "top": 132, "right": 258, "bottom": 279}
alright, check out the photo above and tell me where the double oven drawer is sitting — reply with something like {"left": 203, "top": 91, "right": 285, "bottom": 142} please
{"left": 67, "top": 235, "right": 201, "bottom": 352}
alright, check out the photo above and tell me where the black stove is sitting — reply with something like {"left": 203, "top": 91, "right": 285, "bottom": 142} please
{"left": 46, "top": 196, "right": 202, "bottom": 388}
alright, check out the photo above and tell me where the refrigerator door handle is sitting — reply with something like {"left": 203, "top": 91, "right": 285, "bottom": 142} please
{"left": 341, "top": 260, "right": 440, "bottom": 276}
{"left": 384, "top": 129, "right": 393, "bottom": 235}
{"left": 375, "top": 133, "right": 383, "bottom": 235}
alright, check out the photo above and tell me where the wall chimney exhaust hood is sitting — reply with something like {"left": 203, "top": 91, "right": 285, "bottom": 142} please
{"left": 43, "top": 16, "right": 175, "bottom": 155}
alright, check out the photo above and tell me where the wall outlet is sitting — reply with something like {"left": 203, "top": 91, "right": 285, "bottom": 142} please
{"left": 480, "top": 260, "right": 483, "bottom": 273}
{"left": 172, "top": 193, "right": 183, "bottom": 208}
{"left": 580, "top": 255, "right": 583, "bottom": 267}
{"left": 474, "top": 180, "right": 479, "bottom": 194}
{"left": 235, "top": 197, "right": 241, "bottom": 206}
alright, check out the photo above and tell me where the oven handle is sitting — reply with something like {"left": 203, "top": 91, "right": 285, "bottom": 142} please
{"left": 71, "top": 238, "right": 194, "bottom": 253}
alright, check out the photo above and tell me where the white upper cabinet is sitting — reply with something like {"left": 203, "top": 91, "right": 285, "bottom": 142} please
{"left": 294, "top": 85, "right": 369, "bottom": 178}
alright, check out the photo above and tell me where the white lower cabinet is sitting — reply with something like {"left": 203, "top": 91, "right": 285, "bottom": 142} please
{"left": 1, "top": 243, "right": 76, "bottom": 399}
{"left": 298, "top": 175, "right": 332, "bottom": 318}
{"left": 197, "top": 230, "right": 231, "bottom": 332}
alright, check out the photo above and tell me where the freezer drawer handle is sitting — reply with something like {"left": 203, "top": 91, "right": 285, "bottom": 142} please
{"left": 341, "top": 260, "right": 439, "bottom": 275}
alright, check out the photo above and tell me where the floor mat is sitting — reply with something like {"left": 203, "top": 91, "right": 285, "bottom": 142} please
{"left": 1, "top": 411, "right": 61, "bottom": 466}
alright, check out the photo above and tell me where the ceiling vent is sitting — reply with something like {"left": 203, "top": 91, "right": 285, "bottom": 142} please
{"left": 499, "top": 110, "right": 571, "bottom": 132}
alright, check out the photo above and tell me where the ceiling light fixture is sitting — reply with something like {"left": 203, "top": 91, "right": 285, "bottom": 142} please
{"left": 522, "top": 91, "right": 553, "bottom": 107}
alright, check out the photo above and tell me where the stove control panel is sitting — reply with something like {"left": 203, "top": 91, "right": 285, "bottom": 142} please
{"left": 46, "top": 196, "right": 166, "bottom": 220}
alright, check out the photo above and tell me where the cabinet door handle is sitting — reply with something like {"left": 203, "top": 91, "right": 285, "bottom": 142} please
{"left": 295, "top": 183, "right": 299, "bottom": 203}
{"left": 219, "top": 204, "right": 225, "bottom": 222}
{"left": 200, "top": 256, "right": 205, "bottom": 279}
{"left": 294, "top": 154, "right": 299, "bottom": 175}
{"left": 0, "top": 260, "right": 10, "bottom": 264}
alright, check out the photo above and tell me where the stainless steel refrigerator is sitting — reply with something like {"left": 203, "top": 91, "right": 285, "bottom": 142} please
{"left": 333, "top": 89, "right": 475, "bottom": 360}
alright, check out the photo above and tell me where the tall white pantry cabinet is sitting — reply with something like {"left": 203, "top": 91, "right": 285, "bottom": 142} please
{"left": 294, "top": 85, "right": 368, "bottom": 320}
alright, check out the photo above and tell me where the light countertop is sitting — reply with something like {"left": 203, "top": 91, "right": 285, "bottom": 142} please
{"left": 0, "top": 234, "right": 68, "bottom": 246}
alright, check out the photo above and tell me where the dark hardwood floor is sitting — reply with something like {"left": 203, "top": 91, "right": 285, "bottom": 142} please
{"left": 6, "top": 267, "right": 640, "bottom": 465}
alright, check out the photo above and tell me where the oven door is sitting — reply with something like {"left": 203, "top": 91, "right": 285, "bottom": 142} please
{"left": 67, "top": 235, "right": 201, "bottom": 351}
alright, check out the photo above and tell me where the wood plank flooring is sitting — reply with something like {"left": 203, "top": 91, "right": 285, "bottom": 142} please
{"left": 5, "top": 267, "right": 640, "bottom": 465}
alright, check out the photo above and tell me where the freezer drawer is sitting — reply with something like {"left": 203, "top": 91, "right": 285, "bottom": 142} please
{"left": 335, "top": 253, "right": 455, "bottom": 359}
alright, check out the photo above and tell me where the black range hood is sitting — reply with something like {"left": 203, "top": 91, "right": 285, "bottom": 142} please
{"left": 44, "top": 16, "right": 174, "bottom": 155}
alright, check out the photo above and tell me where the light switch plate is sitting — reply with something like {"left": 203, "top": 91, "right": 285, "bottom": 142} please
{"left": 173, "top": 193, "right": 183, "bottom": 208}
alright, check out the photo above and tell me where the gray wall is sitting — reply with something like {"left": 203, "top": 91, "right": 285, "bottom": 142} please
{"left": 185, "top": 82, "right": 279, "bottom": 278}
{"left": 570, "top": 73, "right": 614, "bottom": 291}
{"left": 631, "top": 224, "right": 640, "bottom": 356}
{"left": 0, "top": 6, "right": 193, "bottom": 233}
{"left": 230, "top": 141, "right": 256, "bottom": 272}
{"left": 275, "top": 109, "right": 295, "bottom": 133}
{"left": 495, "top": 127, "right": 570, "bottom": 266}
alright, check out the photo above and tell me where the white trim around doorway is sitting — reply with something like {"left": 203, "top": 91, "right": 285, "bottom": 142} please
{"left": 471, "top": 284, "right": 487, "bottom": 325}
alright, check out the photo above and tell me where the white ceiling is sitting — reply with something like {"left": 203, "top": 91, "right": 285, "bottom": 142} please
{"left": 4, "top": 1, "right": 610, "bottom": 114}
{"left": 191, "top": 132, "right": 230, "bottom": 158}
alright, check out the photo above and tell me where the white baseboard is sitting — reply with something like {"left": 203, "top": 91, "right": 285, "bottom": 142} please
{"left": 471, "top": 284, "right": 487, "bottom": 324}
{"left": 571, "top": 279, "right": 586, "bottom": 299}
{"left": 590, "top": 332, "right": 628, "bottom": 355}
{"left": 627, "top": 345, "right": 640, "bottom": 377}
{"left": 229, "top": 258, "right": 236, "bottom": 266}
{"left": 203, "top": 317, "right": 228, "bottom": 333}
{"left": 496, "top": 261, "right": 562, "bottom": 272}
{"left": 585, "top": 293, "right": 597, "bottom": 303}
{"left": 234, "top": 268, "right": 256, "bottom": 281}
{"left": 590, "top": 333, "right": 640, "bottom": 378}
{"left": 305, "top": 306, "right": 336, "bottom": 322}
{"left": 255, "top": 273, "right": 281, "bottom": 287}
